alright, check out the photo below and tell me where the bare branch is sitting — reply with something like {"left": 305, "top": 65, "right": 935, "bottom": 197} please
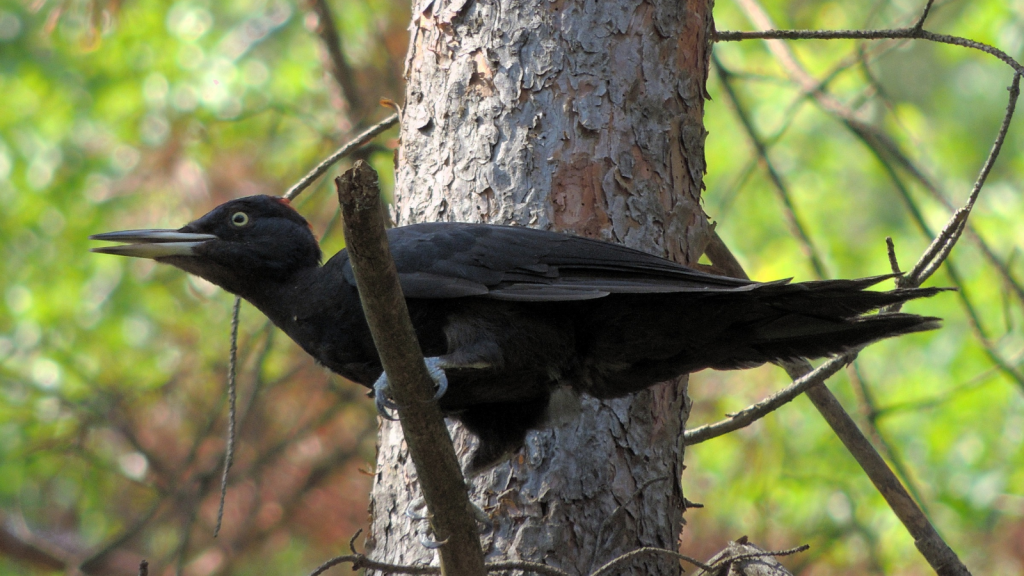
{"left": 716, "top": 28, "right": 1024, "bottom": 76}
{"left": 214, "top": 296, "right": 241, "bottom": 538}
{"left": 308, "top": 554, "right": 574, "bottom": 576}
{"left": 693, "top": 215, "right": 971, "bottom": 574}
{"left": 797, "top": 374, "right": 969, "bottom": 575}
{"left": 695, "top": 541, "right": 809, "bottom": 576}
{"left": 590, "top": 547, "right": 712, "bottom": 576}
{"left": 684, "top": 351, "right": 855, "bottom": 445}
{"left": 283, "top": 113, "right": 398, "bottom": 201}
{"left": 336, "top": 162, "right": 486, "bottom": 575}
{"left": 913, "top": 0, "right": 937, "bottom": 31}
{"left": 908, "top": 73, "right": 1022, "bottom": 286}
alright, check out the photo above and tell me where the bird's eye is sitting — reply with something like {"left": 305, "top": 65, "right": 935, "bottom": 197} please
{"left": 231, "top": 212, "right": 249, "bottom": 227}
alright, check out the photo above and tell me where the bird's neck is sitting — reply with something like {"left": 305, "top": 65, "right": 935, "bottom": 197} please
{"left": 232, "top": 266, "right": 329, "bottom": 328}
{"left": 230, "top": 264, "right": 373, "bottom": 381}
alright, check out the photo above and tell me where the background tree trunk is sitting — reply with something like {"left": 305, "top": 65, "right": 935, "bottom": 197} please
{"left": 368, "top": 0, "right": 714, "bottom": 573}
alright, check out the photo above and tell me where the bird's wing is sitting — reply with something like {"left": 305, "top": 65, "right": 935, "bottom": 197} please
{"left": 344, "top": 223, "right": 772, "bottom": 301}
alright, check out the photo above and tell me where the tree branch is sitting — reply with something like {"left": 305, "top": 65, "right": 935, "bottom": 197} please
{"left": 716, "top": 28, "right": 1024, "bottom": 76}
{"left": 335, "top": 161, "right": 486, "bottom": 576}
{"left": 306, "top": 538, "right": 810, "bottom": 576}
{"left": 684, "top": 349, "right": 854, "bottom": 445}
{"left": 284, "top": 113, "right": 398, "bottom": 201}
{"left": 695, "top": 216, "right": 973, "bottom": 576}
{"left": 723, "top": 0, "right": 1024, "bottom": 395}
{"left": 696, "top": 102, "right": 989, "bottom": 569}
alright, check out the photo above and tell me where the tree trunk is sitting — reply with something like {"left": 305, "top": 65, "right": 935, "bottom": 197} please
{"left": 368, "top": 0, "right": 714, "bottom": 573}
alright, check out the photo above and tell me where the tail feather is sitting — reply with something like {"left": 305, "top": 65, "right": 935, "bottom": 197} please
{"left": 579, "top": 277, "right": 949, "bottom": 398}
{"left": 757, "top": 278, "right": 950, "bottom": 319}
{"left": 708, "top": 281, "right": 948, "bottom": 370}
{"left": 730, "top": 314, "right": 940, "bottom": 368}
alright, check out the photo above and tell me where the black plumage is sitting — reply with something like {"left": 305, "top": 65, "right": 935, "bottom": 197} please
{"left": 92, "top": 195, "right": 945, "bottom": 471}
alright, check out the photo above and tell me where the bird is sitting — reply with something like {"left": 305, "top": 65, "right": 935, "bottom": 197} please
{"left": 92, "top": 194, "right": 946, "bottom": 473}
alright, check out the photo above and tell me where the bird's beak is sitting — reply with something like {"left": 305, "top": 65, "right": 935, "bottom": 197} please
{"left": 89, "top": 229, "right": 218, "bottom": 259}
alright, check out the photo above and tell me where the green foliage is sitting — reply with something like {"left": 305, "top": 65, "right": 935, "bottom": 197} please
{"left": 1, "top": 0, "right": 1021, "bottom": 574}
{"left": 691, "top": 1, "right": 1024, "bottom": 573}
{"left": 0, "top": 0, "right": 400, "bottom": 573}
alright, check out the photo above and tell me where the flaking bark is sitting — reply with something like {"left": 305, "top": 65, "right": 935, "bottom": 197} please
{"left": 369, "top": 0, "right": 714, "bottom": 573}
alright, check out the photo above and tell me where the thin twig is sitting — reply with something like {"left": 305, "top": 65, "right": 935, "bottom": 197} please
{"left": 732, "top": 0, "right": 1024, "bottom": 436}
{"left": 590, "top": 547, "right": 712, "bottom": 576}
{"left": 310, "top": 554, "right": 438, "bottom": 576}
{"left": 695, "top": 543, "right": 811, "bottom": 575}
{"left": 909, "top": 73, "right": 1021, "bottom": 285}
{"left": 716, "top": 28, "right": 1024, "bottom": 76}
{"left": 913, "top": 0, "right": 937, "bottom": 30}
{"left": 214, "top": 297, "right": 241, "bottom": 538}
{"left": 308, "top": 554, "right": 574, "bottom": 576}
{"left": 684, "top": 351, "right": 855, "bottom": 445}
{"left": 283, "top": 113, "right": 399, "bottom": 201}
{"left": 730, "top": 0, "right": 1024, "bottom": 309}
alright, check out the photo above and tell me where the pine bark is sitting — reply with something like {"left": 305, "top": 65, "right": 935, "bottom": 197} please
{"left": 368, "top": 0, "right": 714, "bottom": 573}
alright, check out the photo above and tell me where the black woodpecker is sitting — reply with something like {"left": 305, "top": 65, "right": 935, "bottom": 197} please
{"left": 93, "top": 195, "right": 945, "bottom": 472}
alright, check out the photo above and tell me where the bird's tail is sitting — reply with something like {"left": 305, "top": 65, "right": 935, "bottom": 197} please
{"left": 708, "top": 276, "right": 949, "bottom": 370}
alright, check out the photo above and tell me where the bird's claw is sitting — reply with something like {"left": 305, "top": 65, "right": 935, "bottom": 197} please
{"left": 405, "top": 497, "right": 448, "bottom": 549}
{"left": 424, "top": 357, "right": 449, "bottom": 401}
{"left": 372, "top": 357, "right": 450, "bottom": 420}
{"left": 420, "top": 534, "right": 449, "bottom": 549}
{"left": 373, "top": 372, "right": 400, "bottom": 421}
{"left": 405, "top": 497, "right": 429, "bottom": 521}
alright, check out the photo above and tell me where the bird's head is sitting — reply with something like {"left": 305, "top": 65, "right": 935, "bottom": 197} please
{"left": 91, "top": 195, "right": 322, "bottom": 296}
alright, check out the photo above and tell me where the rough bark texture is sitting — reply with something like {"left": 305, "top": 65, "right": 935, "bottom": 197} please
{"left": 368, "top": 0, "right": 714, "bottom": 573}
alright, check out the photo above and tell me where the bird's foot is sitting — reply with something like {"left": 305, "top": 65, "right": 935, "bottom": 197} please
{"left": 373, "top": 357, "right": 450, "bottom": 420}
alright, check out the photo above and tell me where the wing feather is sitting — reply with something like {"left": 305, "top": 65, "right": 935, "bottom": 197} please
{"left": 357, "top": 223, "right": 768, "bottom": 301}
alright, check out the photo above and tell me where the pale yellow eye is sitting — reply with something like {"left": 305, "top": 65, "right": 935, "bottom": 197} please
{"left": 231, "top": 212, "right": 249, "bottom": 227}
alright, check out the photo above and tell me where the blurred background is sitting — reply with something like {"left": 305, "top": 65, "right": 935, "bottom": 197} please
{"left": 0, "top": 0, "right": 1022, "bottom": 574}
